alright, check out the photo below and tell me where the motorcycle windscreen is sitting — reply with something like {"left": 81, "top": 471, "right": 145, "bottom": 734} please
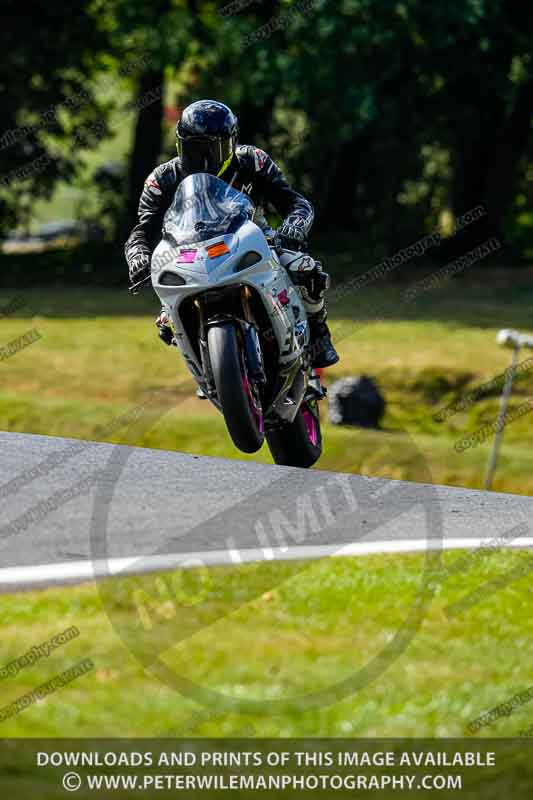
{"left": 162, "top": 173, "right": 255, "bottom": 247}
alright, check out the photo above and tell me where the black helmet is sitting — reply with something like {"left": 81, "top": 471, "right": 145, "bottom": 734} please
{"left": 176, "top": 100, "right": 238, "bottom": 176}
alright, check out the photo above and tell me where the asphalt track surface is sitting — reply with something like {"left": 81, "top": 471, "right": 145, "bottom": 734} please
{"left": 0, "top": 431, "right": 531, "bottom": 592}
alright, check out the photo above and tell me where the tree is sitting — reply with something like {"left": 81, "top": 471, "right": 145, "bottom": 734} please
{"left": 411, "top": 0, "right": 533, "bottom": 252}
{"left": 215, "top": 0, "right": 532, "bottom": 254}
{"left": 0, "top": 0, "right": 114, "bottom": 234}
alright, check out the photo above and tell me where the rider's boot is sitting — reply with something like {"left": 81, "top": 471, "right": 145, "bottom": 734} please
{"left": 279, "top": 252, "right": 340, "bottom": 368}
{"left": 308, "top": 307, "right": 339, "bottom": 368}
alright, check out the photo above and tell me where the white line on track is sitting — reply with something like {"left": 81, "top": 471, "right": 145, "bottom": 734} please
{"left": 1, "top": 537, "right": 533, "bottom": 592}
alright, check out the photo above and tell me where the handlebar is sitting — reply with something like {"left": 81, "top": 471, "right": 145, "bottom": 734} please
{"left": 128, "top": 275, "right": 152, "bottom": 295}
{"left": 268, "top": 230, "right": 308, "bottom": 255}
{"left": 266, "top": 230, "right": 285, "bottom": 256}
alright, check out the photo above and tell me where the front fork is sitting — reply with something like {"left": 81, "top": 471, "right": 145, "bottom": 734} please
{"left": 198, "top": 288, "right": 267, "bottom": 397}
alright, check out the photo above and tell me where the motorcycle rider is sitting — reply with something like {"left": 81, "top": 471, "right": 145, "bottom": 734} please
{"left": 125, "top": 99, "right": 339, "bottom": 368}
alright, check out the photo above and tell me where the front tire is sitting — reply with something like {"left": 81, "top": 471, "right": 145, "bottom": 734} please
{"left": 208, "top": 322, "right": 265, "bottom": 454}
{"left": 266, "top": 400, "right": 322, "bottom": 468}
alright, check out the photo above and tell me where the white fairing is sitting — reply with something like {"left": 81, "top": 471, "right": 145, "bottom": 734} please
{"left": 151, "top": 219, "right": 309, "bottom": 384}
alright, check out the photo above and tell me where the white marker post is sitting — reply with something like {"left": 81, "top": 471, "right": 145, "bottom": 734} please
{"left": 484, "top": 329, "right": 533, "bottom": 490}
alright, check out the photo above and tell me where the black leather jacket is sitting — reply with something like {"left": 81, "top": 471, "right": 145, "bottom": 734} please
{"left": 124, "top": 145, "right": 314, "bottom": 265}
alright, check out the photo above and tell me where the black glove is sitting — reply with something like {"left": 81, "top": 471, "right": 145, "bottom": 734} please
{"left": 129, "top": 254, "right": 151, "bottom": 285}
{"left": 277, "top": 218, "right": 308, "bottom": 251}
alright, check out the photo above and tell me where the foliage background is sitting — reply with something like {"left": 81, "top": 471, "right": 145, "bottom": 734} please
{"left": 0, "top": 0, "right": 531, "bottom": 266}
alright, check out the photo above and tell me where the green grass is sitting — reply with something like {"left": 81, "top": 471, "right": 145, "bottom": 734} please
{"left": 1, "top": 277, "right": 533, "bottom": 493}
{"left": 1, "top": 276, "right": 533, "bottom": 750}
{"left": 0, "top": 549, "right": 531, "bottom": 737}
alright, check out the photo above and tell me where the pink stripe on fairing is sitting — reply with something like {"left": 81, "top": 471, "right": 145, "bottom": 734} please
{"left": 302, "top": 406, "right": 318, "bottom": 446}
{"left": 176, "top": 250, "right": 197, "bottom": 263}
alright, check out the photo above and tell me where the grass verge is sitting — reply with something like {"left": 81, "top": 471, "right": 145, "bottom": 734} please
{"left": 1, "top": 280, "right": 532, "bottom": 493}
{"left": 0, "top": 549, "right": 531, "bottom": 738}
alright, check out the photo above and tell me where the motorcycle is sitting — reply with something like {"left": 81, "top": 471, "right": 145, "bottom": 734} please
{"left": 130, "top": 172, "right": 326, "bottom": 468}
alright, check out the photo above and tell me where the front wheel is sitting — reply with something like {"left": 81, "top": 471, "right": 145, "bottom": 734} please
{"left": 208, "top": 322, "right": 265, "bottom": 454}
{"left": 266, "top": 400, "right": 322, "bottom": 468}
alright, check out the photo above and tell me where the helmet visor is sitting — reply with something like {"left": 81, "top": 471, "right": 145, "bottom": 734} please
{"left": 177, "top": 134, "right": 235, "bottom": 175}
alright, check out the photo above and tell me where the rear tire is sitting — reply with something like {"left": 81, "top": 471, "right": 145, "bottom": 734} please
{"left": 266, "top": 400, "right": 322, "bottom": 468}
{"left": 208, "top": 323, "right": 265, "bottom": 454}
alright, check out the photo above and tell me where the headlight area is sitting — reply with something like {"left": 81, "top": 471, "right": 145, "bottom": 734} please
{"left": 233, "top": 251, "right": 262, "bottom": 272}
{"left": 158, "top": 271, "right": 187, "bottom": 286}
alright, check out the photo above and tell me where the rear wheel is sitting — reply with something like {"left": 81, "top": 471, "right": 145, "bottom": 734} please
{"left": 208, "top": 322, "right": 265, "bottom": 453}
{"left": 266, "top": 400, "right": 322, "bottom": 468}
